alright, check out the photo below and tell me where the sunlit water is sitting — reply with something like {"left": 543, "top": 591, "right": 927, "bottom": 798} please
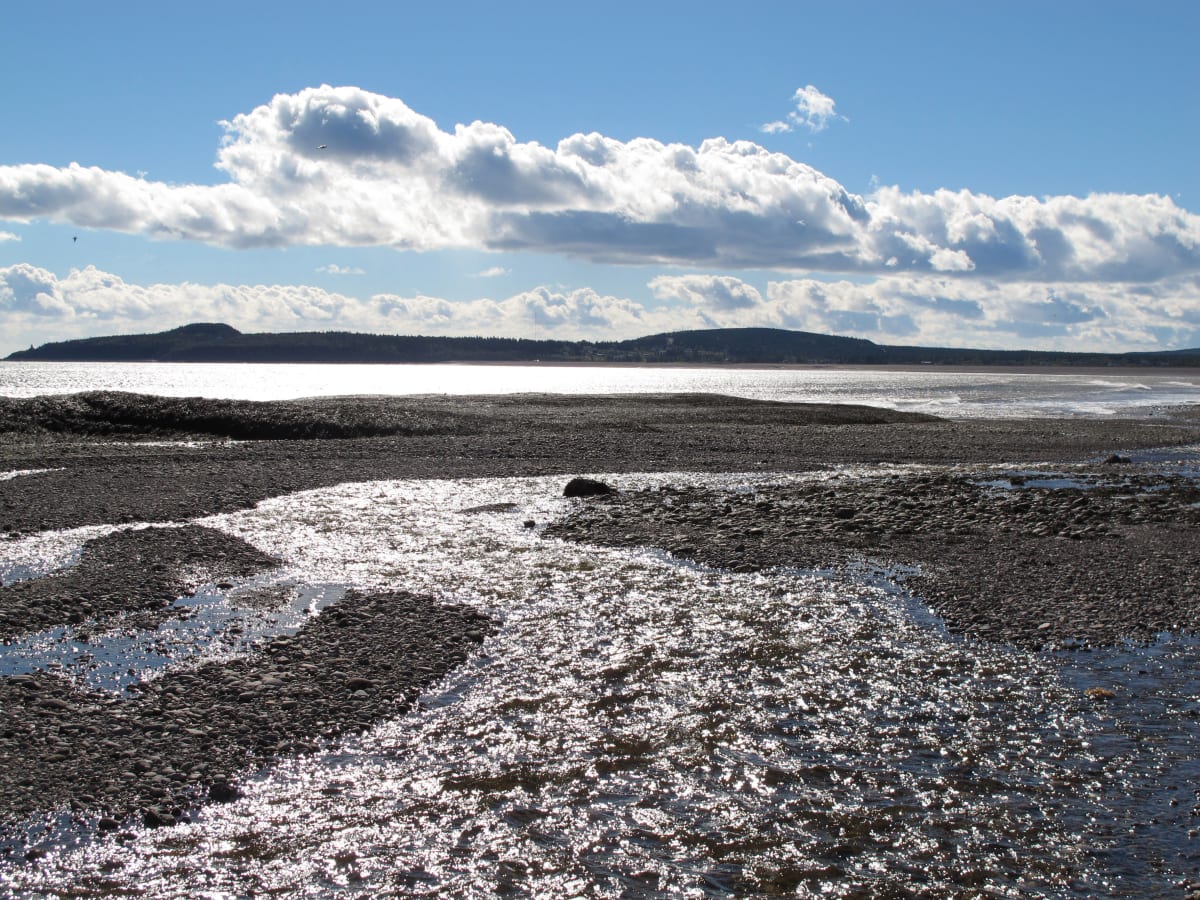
{"left": 2, "top": 473, "right": 1199, "bottom": 897}
{"left": 3, "top": 360, "right": 1200, "bottom": 418}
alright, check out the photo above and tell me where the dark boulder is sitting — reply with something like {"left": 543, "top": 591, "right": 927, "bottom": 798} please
{"left": 208, "top": 781, "right": 242, "bottom": 804}
{"left": 563, "top": 477, "right": 615, "bottom": 498}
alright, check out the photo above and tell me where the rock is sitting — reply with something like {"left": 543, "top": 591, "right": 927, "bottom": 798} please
{"left": 142, "top": 807, "right": 175, "bottom": 828}
{"left": 563, "top": 477, "right": 614, "bottom": 498}
{"left": 208, "top": 781, "right": 241, "bottom": 803}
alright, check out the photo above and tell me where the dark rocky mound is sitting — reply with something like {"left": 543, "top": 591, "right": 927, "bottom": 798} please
{"left": 0, "top": 392, "right": 467, "bottom": 441}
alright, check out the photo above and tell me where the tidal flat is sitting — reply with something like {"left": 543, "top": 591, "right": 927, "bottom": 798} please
{"left": 3, "top": 392, "right": 1200, "bottom": 897}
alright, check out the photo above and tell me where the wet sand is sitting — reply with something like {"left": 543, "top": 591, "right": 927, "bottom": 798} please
{"left": 2, "top": 392, "right": 1200, "bottom": 846}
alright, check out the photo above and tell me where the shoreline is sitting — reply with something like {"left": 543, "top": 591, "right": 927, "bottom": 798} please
{"left": 2, "top": 392, "right": 1200, "bottom": 848}
{"left": 6, "top": 358, "right": 1200, "bottom": 376}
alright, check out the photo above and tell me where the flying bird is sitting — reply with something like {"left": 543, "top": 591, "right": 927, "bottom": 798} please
{"left": 317, "top": 144, "right": 327, "bottom": 150}
{"left": 72, "top": 236, "right": 77, "bottom": 243}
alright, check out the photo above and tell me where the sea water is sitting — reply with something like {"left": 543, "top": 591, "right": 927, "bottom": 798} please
{"left": 2, "top": 360, "right": 1200, "bottom": 418}
{"left": 2, "top": 473, "right": 1200, "bottom": 898}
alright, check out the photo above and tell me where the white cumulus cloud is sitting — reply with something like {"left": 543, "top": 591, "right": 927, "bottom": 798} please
{"left": 316, "top": 263, "right": 365, "bottom": 275}
{"left": 761, "top": 84, "right": 847, "bottom": 134}
{"left": 646, "top": 272, "right": 1200, "bottom": 351}
{"left": 0, "top": 85, "right": 1194, "bottom": 283}
{"left": 649, "top": 274, "right": 764, "bottom": 311}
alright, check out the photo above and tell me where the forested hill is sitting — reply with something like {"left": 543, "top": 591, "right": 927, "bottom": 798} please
{"left": 6, "top": 323, "right": 1200, "bottom": 367}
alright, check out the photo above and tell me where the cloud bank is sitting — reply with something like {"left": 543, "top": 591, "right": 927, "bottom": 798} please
{"left": 0, "top": 264, "right": 653, "bottom": 351}
{"left": 1, "top": 85, "right": 1197, "bottom": 280}
{"left": 651, "top": 274, "right": 1200, "bottom": 350}
{"left": 3, "top": 264, "right": 1197, "bottom": 356}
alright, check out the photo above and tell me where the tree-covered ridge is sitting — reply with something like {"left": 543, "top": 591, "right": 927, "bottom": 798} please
{"left": 7, "top": 323, "right": 1200, "bottom": 367}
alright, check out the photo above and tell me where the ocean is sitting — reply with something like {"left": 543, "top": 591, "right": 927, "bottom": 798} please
{"left": 2, "top": 364, "right": 1200, "bottom": 897}
{"left": 3, "top": 359, "right": 1200, "bottom": 418}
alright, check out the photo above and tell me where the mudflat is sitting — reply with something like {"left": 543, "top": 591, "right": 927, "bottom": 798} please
{"left": 3, "top": 391, "right": 1199, "bottom": 534}
{"left": 2, "top": 392, "right": 1200, "bottom": 845}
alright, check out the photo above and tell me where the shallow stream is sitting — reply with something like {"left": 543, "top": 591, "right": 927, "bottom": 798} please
{"left": 2, "top": 472, "right": 1199, "bottom": 897}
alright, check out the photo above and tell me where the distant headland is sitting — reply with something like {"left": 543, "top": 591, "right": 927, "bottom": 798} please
{"left": 6, "top": 323, "right": 1200, "bottom": 367}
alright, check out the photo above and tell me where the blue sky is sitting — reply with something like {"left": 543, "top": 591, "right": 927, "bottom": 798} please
{"left": 1, "top": 0, "right": 1198, "bottom": 355}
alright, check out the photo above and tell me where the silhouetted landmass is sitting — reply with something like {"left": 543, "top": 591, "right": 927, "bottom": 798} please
{"left": 6, "top": 322, "right": 1200, "bottom": 366}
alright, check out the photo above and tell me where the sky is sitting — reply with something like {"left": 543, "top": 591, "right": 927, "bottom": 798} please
{"left": 1, "top": 0, "right": 1198, "bottom": 356}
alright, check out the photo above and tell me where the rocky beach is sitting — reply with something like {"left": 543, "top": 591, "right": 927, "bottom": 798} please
{"left": 3, "top": 391, "right": 1200, "bottom": 895}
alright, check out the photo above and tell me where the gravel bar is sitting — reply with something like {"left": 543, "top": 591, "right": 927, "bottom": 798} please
{"left": 1, "top": 590, "right": 491, "bottom": 851}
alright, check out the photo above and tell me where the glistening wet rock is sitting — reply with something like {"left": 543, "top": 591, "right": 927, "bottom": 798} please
{"left": 5, "top": 394, "right": 1198, "bottom": 536}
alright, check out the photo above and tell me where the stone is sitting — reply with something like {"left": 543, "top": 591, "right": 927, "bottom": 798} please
{"left": 563, "top": 477, "right": 615, "bottom": 498}
{"left": 142, "top": 807, "right": 175, "bottom": 828}
{"left": 208, "top": 781, "right": 242, "bottom": 803}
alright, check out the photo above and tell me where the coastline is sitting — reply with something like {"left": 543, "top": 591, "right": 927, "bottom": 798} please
{"left": 3, "top": 392, "right": 1200, "bottom": 851}
{"left": 7, "top": 356, "right": 1200, "bottom": 376}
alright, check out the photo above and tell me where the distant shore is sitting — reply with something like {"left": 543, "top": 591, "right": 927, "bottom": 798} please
{"left": 8, "top": 322, "right": 1199, "bottom": 367}
{"left": 7, "top": 357, "right": 1200, "bottom": 376}
{"left": 2, "top": 392, "right": 1200, "bottom": 842}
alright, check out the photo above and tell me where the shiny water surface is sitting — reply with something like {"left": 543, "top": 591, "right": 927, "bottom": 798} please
{"left": 2, "top": 473, "right": 1199, "bottom": 897}
{"left": 3, "top": 360, "right": 1199, "bottom": 417}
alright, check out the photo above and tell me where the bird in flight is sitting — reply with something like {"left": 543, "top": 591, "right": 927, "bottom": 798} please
{"left": 317, "top": 144, "right": 328, "bottom": 150}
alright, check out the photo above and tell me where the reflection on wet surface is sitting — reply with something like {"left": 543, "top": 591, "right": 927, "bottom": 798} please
{"left": 0, "top": 578, "right": 345, "bottom": 691}
{"left": 0, "top": 469, "right": 57, "bottom": 483}
{"left": 0, "top": 525, "right": 111, "bottom": 587}
{"left": 1, "top": 473, "right": 1199, "bottom": 897}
